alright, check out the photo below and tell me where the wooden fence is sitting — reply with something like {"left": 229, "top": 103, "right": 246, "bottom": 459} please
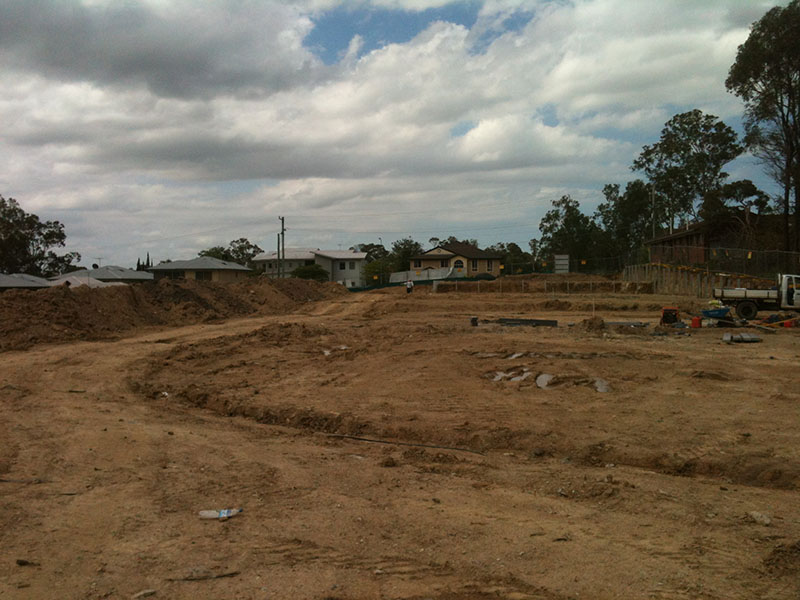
{"left": 432, "top": 278, "right": 653, "bottom": 294}
{"left": 623, "top": 263, "right": 775, "bottom": 298}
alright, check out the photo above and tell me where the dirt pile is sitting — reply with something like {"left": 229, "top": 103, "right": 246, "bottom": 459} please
{"left": 576, "top": 316, "right": 606, "bottom": 332}
{"left": 0, "top": 277, "right": 348, "bottom": 351}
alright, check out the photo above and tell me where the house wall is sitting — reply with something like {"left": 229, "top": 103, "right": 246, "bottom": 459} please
{"left": 255, "top": 259, "right": 315, "bottom": 277}
{"left": 649, "top": 231, "right": 706, "bottom": 265}
{"left": 411, "top": 255, "right": 499, "bottom": 277}
{"left": 314, "top": 256, "right": 366, "bottom": 287}
{"left": 153, "top": 269, "right": 247, "bottom": 282}
{"left": 211, "top": 270, "right": 248, "bottom": 282}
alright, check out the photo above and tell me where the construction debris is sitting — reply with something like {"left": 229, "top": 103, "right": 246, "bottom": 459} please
{"left": 722, "top": 333, "right": 762, "bottom": 344}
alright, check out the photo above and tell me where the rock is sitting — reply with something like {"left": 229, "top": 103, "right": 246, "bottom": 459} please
{"left": 594, "top": 378, "right": 610, "bottom": 393}
{"left": 536, "top": 374, "right": 554, "bottom": 389}
{"left": 131, "top": 591, "right": 157, "bottom": 599}
{"left": 379, "top": 456, "right": 397, "bottom": 468}
{"left": 747, "top": 511, "right": 772, "bottom": 526}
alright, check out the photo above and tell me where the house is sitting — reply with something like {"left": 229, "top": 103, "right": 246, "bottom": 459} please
{"left": 646, "top": 223, "right": 707, "bottom": 265}
{"left": 252, "top": 248, "right": 318, "bottom": 276}
{"left": 312, "top": 250, "right": 368, "bottom": 288}
{"left": 53, "top": 265, "right": 153, "bottom": 284}
{"left": 252, "top": 248, "right": 368, "bottom": 288}
{"left": 48, "top": 274, "right": 122, "bottom": 288}
{"left": 0, "top": 273, "right": 51, "bottom": 290}
{"left": 410, "top": 242, "right": 502, "bottom": 278}
{"left": 149, "top": 257, "right": 251, "bottom": 282}
{"left": 646, "top": 213, "right": 785, "bottom": 266}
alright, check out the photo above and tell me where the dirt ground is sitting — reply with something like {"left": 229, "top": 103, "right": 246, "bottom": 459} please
{"left": 1, "top": 281, "right": 799, "bottom": 599}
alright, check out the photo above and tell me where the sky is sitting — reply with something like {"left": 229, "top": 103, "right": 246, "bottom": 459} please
{"left": 0, "top": 0, "right": 782, "bottom": 268}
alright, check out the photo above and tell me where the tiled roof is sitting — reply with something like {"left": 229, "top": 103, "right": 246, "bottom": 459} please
{"left": 413, "top": 242, "right": 501, "bottom": 260}
{"left": 253, "top": 248, "right": 318, "bottom": 261}
{"left": 0, "top": 273, "right": 51, "bottom": 288}
{"left": 149, "top": 257, "right": 251, "bottom": 271}
{"left": 312, "top": 250, "right": 368, "bottom": 260}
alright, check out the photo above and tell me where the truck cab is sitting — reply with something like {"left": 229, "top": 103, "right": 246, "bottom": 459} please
{"left": 781, "top": 274, "right": 800, "bottom": 310}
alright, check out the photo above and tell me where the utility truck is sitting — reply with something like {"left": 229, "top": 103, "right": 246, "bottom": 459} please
{"left": 713, "top": 273, "right": 800, "bottom": 320}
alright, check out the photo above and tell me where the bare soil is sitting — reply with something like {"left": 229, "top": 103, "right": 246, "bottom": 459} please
{"left": 1, "top": 282, "right": 799, "bottom": 599}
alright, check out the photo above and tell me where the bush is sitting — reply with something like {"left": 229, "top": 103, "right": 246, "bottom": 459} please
{"left": 473, "top": 273, "right": 496, "bottom": 281}
{"left": 291, "top": 264, "right": 329, "bottom": 282}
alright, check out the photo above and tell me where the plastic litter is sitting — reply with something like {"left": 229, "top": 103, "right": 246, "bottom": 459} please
{"left": 198, "top": 508, "right": 243, "bottom": 520}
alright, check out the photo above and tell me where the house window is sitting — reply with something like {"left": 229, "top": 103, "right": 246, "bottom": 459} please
{"left": 440, "top": 259, "right": 448, "bottom": 267}
{"left": 413, "top": 259, "right": 421, "bottom": 268}
{"left": 454, "top": 259, "right": 464, "bottom": 269}
{"left": 349, "top": 261, "right": 355, "bottom": 269}
{"left": 267, "top": 262, "right": 273, "bottom": 269}
{"left": 472, "top": 259, "right": 478, "bottom": 270}
{"left": 339, "top": 262, "right": 346, "bottom": 270}
{"left": 487, "top": 260, "right": 493, "bottom": 271}
{"left": 167, "top": 271, "right": 184, "bottom": 280}
{"left": 195, "top": 271, "right": 212, "bottom": 281}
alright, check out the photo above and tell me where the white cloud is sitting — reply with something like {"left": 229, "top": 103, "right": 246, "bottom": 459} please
{"left": 0, "top": 0, "right": 773, "bottom": 266}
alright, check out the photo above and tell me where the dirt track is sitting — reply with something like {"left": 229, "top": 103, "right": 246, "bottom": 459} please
{"left": 1, "top": 285, "right": 799, "bottom": 599}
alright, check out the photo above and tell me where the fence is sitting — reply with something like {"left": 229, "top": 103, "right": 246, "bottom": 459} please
{"left": 649, "top": 245, "right": 800, "bottom": 279}
{"left": 623, "top": 263, "right": 775, "bottom": 298}
{"left": 432, "top": 278, "right": 653, "bottom": 294}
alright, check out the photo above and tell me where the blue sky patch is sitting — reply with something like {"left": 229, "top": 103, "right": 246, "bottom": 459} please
{"left": 304, "top": 2, "right": 481, "bottom": 64}
{"left": 450, "top": 120, "right": 476, "bottom": 137}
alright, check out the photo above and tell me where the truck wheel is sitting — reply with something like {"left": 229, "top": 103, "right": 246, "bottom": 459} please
{"left": 736, "top": 301, "right": 758, "bottom": 320}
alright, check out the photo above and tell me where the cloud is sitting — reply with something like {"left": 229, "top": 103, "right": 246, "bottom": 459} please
{"left": 0, "top": 0, "right": 320, "bottom": 99}
{"left": 0, "top": 0, "right": 772, "bottom": 266}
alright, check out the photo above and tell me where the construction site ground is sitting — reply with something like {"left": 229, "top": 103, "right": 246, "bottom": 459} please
{"left": 1, "top": 279, "right": 799, "bottom": 599}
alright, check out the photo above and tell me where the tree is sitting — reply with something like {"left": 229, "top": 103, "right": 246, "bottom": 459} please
{"left": 593, "top": 180, "right": 653, "bottom": 263}
{"left": 198, "top": 246, "right": 230, "bottom": 261}
{"left": 351, "top": 242, "right": 388, "bottom": 262}
{"left": 538, "top": 195, "right": 600, "bottom": 261}
{"left": 291, "top": 263, "right": 329, "bottom": 282}
{"left": 632, "top": 110, "right": 743, "bottom": 229}
{"left": 390, "top": 237, "right": 423, "bottom": 272}
{"left": 199, "top": 238, "right": 263, "bottom": 267}
{"left": 0, "top": 195, "right": 80, "bottom": 276}
{"left": 485, "top": 242, "right": 532, "bottom": 274}
{"left": 363, "top": 256, "right": 394, "bottom": 284}
{"left": 726, "top": 1, "right": 800, "bottom": 250}
{"left": 700, "top": 180, "right": 771, "bottom": 248}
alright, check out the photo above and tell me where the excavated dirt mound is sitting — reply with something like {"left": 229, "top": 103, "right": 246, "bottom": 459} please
{"left": 0, "top": 277, "right": 347, "bottom": 352}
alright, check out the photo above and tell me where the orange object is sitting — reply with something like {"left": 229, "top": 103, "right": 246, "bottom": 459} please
{"left": 691, "top": 316, "right": 702, "bottom": 328}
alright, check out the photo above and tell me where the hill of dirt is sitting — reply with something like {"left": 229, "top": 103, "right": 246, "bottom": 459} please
{"left": 0, "top": 277, "right": 348, "bottom": 352}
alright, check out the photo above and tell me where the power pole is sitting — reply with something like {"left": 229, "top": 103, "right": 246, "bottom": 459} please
{"left": 279, "top": 216, "right": 285, "bottom": 278}
{"left": 276, "top": 233, "right": 281, "bottom": 279}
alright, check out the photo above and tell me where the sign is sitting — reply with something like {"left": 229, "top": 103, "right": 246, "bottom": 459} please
{"left": 554, "top": 254, "right": 569, "bottom": 274}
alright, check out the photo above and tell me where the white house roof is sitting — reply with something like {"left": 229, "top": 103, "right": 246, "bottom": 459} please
{"left": 49, "top": 274, "right": 123, "bottom": 288}
{"left": 89, "top": 265, "right": 153, "bottom": 280}
{"left": 313, "top": 250, "right": 368, "bottom": 260}
{"left": 0, "top": 273, "right": 51, "bottom": 288}
{"left": 149, "top": 257, "right": 251, "bottom": 271}
{"left": 253, "top": 248, "right": 317, "bottom": 261}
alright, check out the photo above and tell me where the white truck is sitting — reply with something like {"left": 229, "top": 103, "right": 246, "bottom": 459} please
{"left": 713, "top": 273, "right": 800, "bottom": 320}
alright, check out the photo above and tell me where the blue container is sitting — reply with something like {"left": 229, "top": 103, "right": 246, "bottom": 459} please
{"left": 702, "top": 307, "right": 731, "bottom": 319}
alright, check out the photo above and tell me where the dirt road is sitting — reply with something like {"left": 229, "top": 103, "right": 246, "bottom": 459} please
{"left": 1, "top": 287, "right": 799, "bottom": 599}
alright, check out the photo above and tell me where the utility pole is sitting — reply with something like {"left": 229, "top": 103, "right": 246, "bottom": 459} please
{"left": 276, "top": 233, "right": 281, "bottom": 279}
{"left": 279, "top": 216, "right": 285, "bottom": 279}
